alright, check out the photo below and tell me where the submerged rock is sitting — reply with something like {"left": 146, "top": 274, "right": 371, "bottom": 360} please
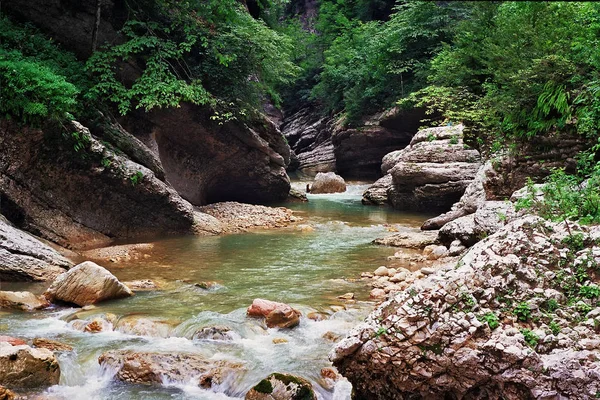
{"left": 373, "top": 229, "right": 439, "bottom": 249}
{"left": 0, "top": 291, "right": 49, "bottom": 311}
{"left": 193, "top": 326, "right": 238, "bottom": 341}
{"left": 114, "top": 316, "right": 173, "bottom": 338}
{"left": 0, "top": 342, "right": 60, "bottom": 388}
{"left": 99, "top": 350, "right": 243, "bottom": 389}
{"left": 0, "top": 337, "right": 26, "bottom": 346}
{"left": 45, "top": 261, "right": 133, "bottom": 306}
{"left": 0, "top": 216, "right": 71, "bottom": 282}
{"left": 32, "top": 338, "right": 73, "bottom": 352}
{"left": 245, "top": 373, "right": 316, "bottom": 400}
{"left": 331, "top": 217, "right": 600, "bottom": 399}
{"left": 247, "top": 299, "right": 301, "bottom": 329}
{"left": 198, "top": 202, "right": 296, "bottom": 233}
{"left": 309, "top": 172, "right": 346, "bottom": 194}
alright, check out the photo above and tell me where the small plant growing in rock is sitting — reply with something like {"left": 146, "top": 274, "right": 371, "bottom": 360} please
{"left": 478, "top": 312, "right": 499, "bottom": 329}
{"left": 549, "top": 320, "right": 561, "bottom": 335}
{"left": 375, "top": 327, "right": 388, "bottom": 338}
{"left": 513, "top": 302, "right": 532, "bottom": 322}
{"left": 561, "top": 233, "right": 585, "bottom": 252}
{"left": 129, "top": 170, "right": 144, "bottom": 186}
{"left": 545, "top": 298, "right": 559, "bottom": 312}
{"left": 427, "top": 133, "right": 436, "bottom": 142}
{"left": 579, "top": 284, "right": 600, "bottom": 299}
{"left": 449, "top": 135, "right": 459, "bottom": 145}
{"left": 520, "top": 328, "right": 539, "bottom": 348}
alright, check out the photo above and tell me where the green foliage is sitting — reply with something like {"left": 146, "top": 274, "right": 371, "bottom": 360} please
{"left": 545, "top": 299, "right": 559, "bottom": 313}
{"left": 513, "top": 302, "right": 532, "bottom": 322}
{"left": 478, "top": 312, "right": 499, "bottom": 330}
{"left": 129, "top": 171, "right": 144, "bottom": 186}
{"left": 0, "top": 17, "right": 84, "bottom": 124}
{"left": 580, "top": 285, "right": 600, "bottom": 299}
{"left": 520, "top": 328, "right": 539, "bottom": 348}
{"left": 516, "top": 166, "right": 600, "bottom": 225}
{"left": 86, "top": 0, "right": 298, "bottom": 117}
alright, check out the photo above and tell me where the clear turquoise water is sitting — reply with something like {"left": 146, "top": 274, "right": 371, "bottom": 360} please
{"left": 0, "top": 183, "right": 430, "bottom": 399}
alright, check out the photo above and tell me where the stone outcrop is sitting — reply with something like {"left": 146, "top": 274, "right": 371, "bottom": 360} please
{"left": 332, "top": 107, "right": 424, "bottom": 179}
{"left": 0, "top": 119, "right": 200, "bottom": 249}
{"left": 0, "top": 291, "right": 49, "bottom": 311}
{"left": 45, "top": 261, "right": 133, "bottom": 306}
{"left": 309, "top": 172, "right": 346, "bottom": 194}
{"left": 0, "top": 342, "right": 60, "bottom": 388}
{"left": 0, "top": 216, "right": 72, "bottom": 281}
{"left": 247, "top": 299, "right": 301, "bottom": 329}
{"left": 332, "top": 217, "right": 600, "bottom": 399}
{"left": 363, "top": 125, "right": 481, "bottom": 211}
{"left": 125, "top": 104, "right": 291, "bottom": 205}
{"left": 198, "top": 202, "right": 296, "bottom": 233}
{"left": 245, "top": 373, "right": 316, "bottom": 400}
{"left": 373, "top": 229, "right": 439, "bottom": 249}
{"left": 98, "top": 350, "right": 243, "bottom": 389}
{"left": 281, "top": 106, "right": 336, "bottom": 175}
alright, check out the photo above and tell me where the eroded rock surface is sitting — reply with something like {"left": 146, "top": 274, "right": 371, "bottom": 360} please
{"left": 247, "top": 299, "right": 301, "bottom": 329}
{"left": 198, "top": 202, "right": 296, "bottom": 233}
{"left": 0, "top": 291, "right": 49, "bottom": 311}
{"left": 0, "top": 342, "right": 60, "bottom": 389}
{"left": 332, "top": 217, "right": 600, "bottom": 399}
{"left": 309, "top": 172, "right": 346, "bottom": 194}
{"left": 99, "top": 350, "right": 243, "bottom": 389}
{"left": 363, "top": 125, "right": 481, "bottom": 212}
{"left": 0, "top": 216, "right": 71, "bottom": 281}
{"left": 245, "top": 373, "right": 316, "bottom": 400}
{"left": 45, "top": 261, "right": 133, "bottom": 306}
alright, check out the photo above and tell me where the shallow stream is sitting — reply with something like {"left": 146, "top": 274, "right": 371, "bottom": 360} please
{"left": 1, "top": 183, "right": 430, "bottom": 399}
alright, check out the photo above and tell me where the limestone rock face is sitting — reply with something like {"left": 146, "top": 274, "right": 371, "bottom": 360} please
{"left": 125, "top": 104, "right": 291, "bottom": 206}
{"left": 0, "top": 343, "right": 60, "bottom": 388}
{"left": 0, "top": 216, "right": 71, "bottom": 281}
{"left": 309, "top": 172, "right": 346, "bottom": 194}
{"left": 439, "top": 200, "right": 517, "bottom": 247}
{"left": 245, "top": 373, "right": 316, "bottom": 400}
{"left": 281, "top": 106, "right": 336, "bottom": 175}
{"left": 362, "top": 125, "right": 481, "bottom": 212}
{"left": 247, "top": 299, "right": 301, "bottom": 329}
{"left": 0, "top": 291, "right": 49, "bottom": 311}
{"left": 332, "top": 217, "right": 600, "bottom": 399}
{"left": 0, "top": 120, "right": 198, "bottom": 249}
{"left": 45, "top": 261, "right": 133, "bottom": 306}
{"left": 98, "top": 350, "right": 243, "bottom": 389}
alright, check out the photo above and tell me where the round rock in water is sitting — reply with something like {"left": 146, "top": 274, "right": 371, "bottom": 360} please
{"left": 245, "top": 373, "right": 316, "bottom": 400}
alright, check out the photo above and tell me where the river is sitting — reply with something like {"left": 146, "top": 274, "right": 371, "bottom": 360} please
{"left": 0, "top": 182, "right": 431, "bottom": 399}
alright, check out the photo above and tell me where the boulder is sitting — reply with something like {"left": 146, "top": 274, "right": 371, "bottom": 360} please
{"left": 193, "top": 326, "right": 238, "bottom": 341}
{"left": 45, "top": 261, "right": 133, "bottom": 306}
{"left": 0, "top": 386, "right": 15, "bottom": 400}
{"left": 114, "top": 316, "right": 173, "bottom": 338}
{"left": 198, "top": 202, "right": 295, "bottom": 233}
{"left": 32, "top": 338, "right": 73, "bottom": 352}
{"left": 373, "top": 229, "right": 439, "bottom": 249}
{"left": 0, "top": 119, "right": 200, "bottom": 250}
{"left": 0, "top": 337, "right": 26, "bottom": 346}
{"left": 247, "top": 299, "right": 301, "bottom": 329}
{"left": 98, "top": 350, "right": 243, "bottom": 389}
{"left": 0, "top": 291, "right": 49, "bottom": 311}
{"left": 362, "top": 124, "right": 481, "bottom": 212}
{"left": 0, "top": 342, "right": 60, "bottom": 388}
{"left": 245, "top": 373, "right": 316, "bottom": 400}
{"left": 124, "top": 103, "right": 291, "bottom": 205}
{"left": 439, "top": 200, "right": 517, "bottom": 247}
{"left": 421, "top": 161, "right": 493, "bottom": 230}
{"left": 331, "top": 217, "right": 600, "bottom": 399}
{"left": 309, "top": 172, "right": 346, "bottom": 194}
{"left": 288, "top": 188, "right": 308, "bottom": 202}
{"left": 0, "top": 216, "right": 71, "bottom": 281}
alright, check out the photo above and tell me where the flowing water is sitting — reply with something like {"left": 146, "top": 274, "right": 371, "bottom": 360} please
{"left": 1, "top": 183, "right": 431, "bottom": 399}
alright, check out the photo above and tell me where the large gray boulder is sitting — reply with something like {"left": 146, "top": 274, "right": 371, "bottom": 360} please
{"left": 0, "top": 216, "right": 71, "bottom": 281}
{"left": 0, "top": 342, "right": 60, "bottom": 389}
{"left": 45, "top": 261, "right": 133, "bottom": 306}
{"left": 363, "top": 125, "right": 481, "bottom": 211}
{"left": 332, "top": 217, "right": 600, "bottom": 399}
